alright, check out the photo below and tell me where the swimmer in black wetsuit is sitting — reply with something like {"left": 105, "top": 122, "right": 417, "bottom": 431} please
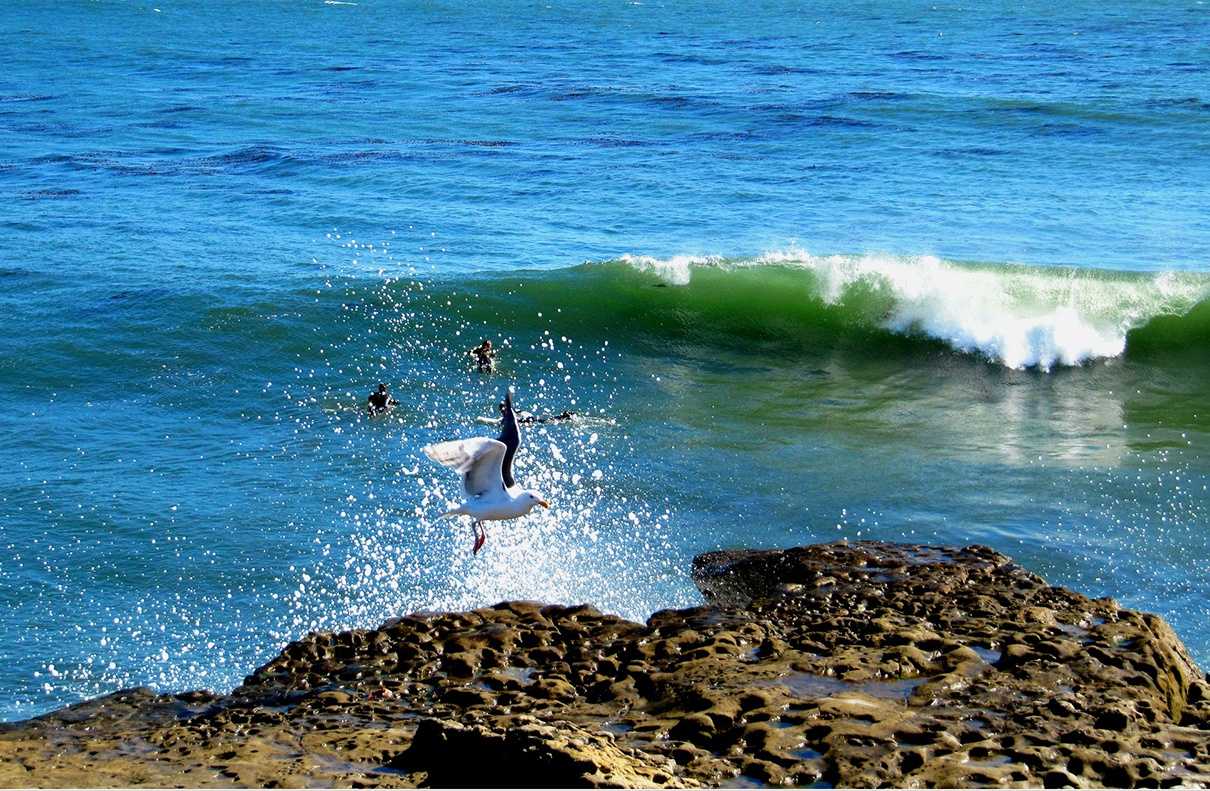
{"left": 366, "top": 383, "right": 398, "bottom": 415}
{"left": 471, "top": 340, "right": 495, "bottom": 373}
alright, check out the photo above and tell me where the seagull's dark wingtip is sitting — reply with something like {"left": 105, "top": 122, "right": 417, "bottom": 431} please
{"left": 498, "top": 389, "right": 520, "bottom": 489}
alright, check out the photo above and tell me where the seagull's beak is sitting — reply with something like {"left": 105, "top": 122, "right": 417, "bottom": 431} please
{"left": 538, "top": 499, "right": 550, "bottom": 509}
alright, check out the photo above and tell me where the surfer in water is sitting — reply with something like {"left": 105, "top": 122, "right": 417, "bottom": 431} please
{"left": 470, "top": 340, "right": 496, "bottom": 373}
{"left": 474, "top": 402, "right": 582, "bottom": 427}
{"left": 366, "top": 383, "right": 398, "bottom": 416}
{"left": 521, "top": 409, "right": 576, "bottom": 424}
{"left": 501, "top": 401, "right": 575, "bottom": 424}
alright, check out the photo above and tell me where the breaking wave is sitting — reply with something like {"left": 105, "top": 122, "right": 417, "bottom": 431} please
{"left": 433, "top": 252, "right": 1210, "bottom": 371}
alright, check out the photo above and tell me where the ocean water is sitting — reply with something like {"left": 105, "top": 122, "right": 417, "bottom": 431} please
{"left": 1, "top": 0, "right": 1208, "bottom": 720}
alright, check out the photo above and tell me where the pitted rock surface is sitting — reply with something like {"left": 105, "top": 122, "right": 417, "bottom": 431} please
{"left": 2, "top": 541, "right": 1208, "bottom": 788}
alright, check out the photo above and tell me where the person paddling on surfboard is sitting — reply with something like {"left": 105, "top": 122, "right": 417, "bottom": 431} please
{"left": 474, "top": 403, "right": 578, "bottom": 426}
{"left": 366, "top": 383, "right": 398, "bottom": 416}
{"left": 500, "top": 402, "right": 576, "bottom": 424}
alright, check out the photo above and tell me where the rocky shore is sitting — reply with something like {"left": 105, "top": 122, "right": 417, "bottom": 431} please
{"left": 3, "top": 541, "right": 1210, "bottom": 788}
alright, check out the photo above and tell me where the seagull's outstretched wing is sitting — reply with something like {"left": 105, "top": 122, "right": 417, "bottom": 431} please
{"left": 497, "top": 391, "right": 520, "bottom": 488}
{"left": 423, "top": 437, "right": 508, "bottom": 499}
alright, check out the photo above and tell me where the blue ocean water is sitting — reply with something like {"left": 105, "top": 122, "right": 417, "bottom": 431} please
{"left": 1, "top": 0, "right": 1208, "bottom": 720}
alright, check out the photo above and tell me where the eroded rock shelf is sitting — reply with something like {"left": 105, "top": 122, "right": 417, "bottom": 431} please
{"left": 3, "top": 541, "right": 1209, "bottom": 787}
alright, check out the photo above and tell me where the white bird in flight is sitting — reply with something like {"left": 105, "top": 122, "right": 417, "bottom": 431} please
{"left": 423, "top": 391, "right": 549, "bottom": 554}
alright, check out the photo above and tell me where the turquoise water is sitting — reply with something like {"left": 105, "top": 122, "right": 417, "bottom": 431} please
{"left": 1, "top": 0, "right": 1208, "bottom": 720}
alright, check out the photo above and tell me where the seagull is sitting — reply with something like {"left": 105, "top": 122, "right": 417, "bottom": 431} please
{"left": 423, "top": 391, "right": 550, "bottom": 554}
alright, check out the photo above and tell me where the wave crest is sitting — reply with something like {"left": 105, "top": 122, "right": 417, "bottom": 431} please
{"left": 615, "top": 251, "right": 1209, "bottom": 369}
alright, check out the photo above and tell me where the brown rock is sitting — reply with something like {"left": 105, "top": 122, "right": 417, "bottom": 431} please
{"left": 2, "top": 541, "right": 1207, "bottom": 789}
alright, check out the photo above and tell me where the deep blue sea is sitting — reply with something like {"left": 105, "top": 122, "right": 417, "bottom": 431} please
{"left": 1, "top": 0, "right": 1208, "bottom": 721}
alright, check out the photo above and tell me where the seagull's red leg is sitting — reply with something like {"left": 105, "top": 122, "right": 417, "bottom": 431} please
{"left": 473, "top": 521, "right": 486, "bottom": 555}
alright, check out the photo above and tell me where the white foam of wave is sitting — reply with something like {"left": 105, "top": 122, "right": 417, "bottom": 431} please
{"left": 622, "top": 250, "right": 1209, "bottom": 370}
{"left": 618, "top": 253, "right": 721, "bottom": 286}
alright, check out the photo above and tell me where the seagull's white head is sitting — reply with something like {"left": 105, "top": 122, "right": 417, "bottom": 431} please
{"left": 521, "top": 490, "right": 550, "bottom": 513}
